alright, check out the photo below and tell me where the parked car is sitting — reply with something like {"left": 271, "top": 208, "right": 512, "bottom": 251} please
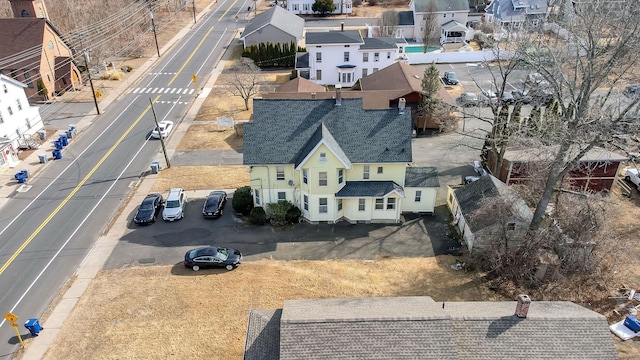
{"left": 458, "top": 92, "right": 479, "bottom": 107}
{"left": 500, "top": 91, "right": 515, "bottom": 105}
{"left": 479, "top": 90, "right": 498, "bottom": 106}
{"left": 133, "top": 193, "right": 163, "bottom": 225}
{"left": 529, "top": 88, "right": 554, "bottom": 105}
{"left": 202, "top": 191, "right": 227, "bottom": 218}
{"left": 151, "top": 120, "right": 174, "bottom": 139}
{"left": 624, "top": 168, "right": 640, "bottom": 191}
{"left": 442, "top": 71, "right": 459, "bottom": 85}
{"left": 511, "top": 90, "right": 532, "bottom": 104}
{"left": 162, "top": 187, "right": 187, "bottom": 221}
{"left": 623, "top": 86, "right": 640, "bottom": 99}
{"left": 184, "top": 246, "right": 243, "bottom": 271}
{"left": 525, "top": 72, "right": 550, "bottom": 88}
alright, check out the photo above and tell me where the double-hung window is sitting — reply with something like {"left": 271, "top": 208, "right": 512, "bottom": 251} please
{"left": 319, "top": 172, "right": 328, "bottom": 186}
{"left": 319, "top": 198, "right": 328, "bottom": 213}
{"left": 363, "top": 165, "right": 370, "bottom": 179}
{"left": 276, "top": 166, "right": 285, "bottom": 181}
{"left": 375, "top": 198, "right": 384, "bottom": 210}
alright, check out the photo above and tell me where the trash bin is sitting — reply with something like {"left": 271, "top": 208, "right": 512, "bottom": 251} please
{"left": 38, "top": 153, "right": 47, "bottom": 164}
{"left": 15, "top": 172, "right": 26, "bottom": 183}
{"left": 52, "top": 149, "right": 62, "bottom": 160}
{"left": 150, "top": 161, "right": 160, "bottom": 174}
{"left": 24, "top": 318, "right": 43, "bottom": 337}
{"left": 37, "top": 130, "right": 46, "bottom": 140}
{"left": 59, "top": 133, "right": 68, "bottom": 146}
{"left": 21, "top": 168, "right": 30, "bottom": 178}
{"left": 54, "top": 140, "right": 63, "bottom": 150}
{"left": 66, "top": 129, "right": 74, "bottom": 139}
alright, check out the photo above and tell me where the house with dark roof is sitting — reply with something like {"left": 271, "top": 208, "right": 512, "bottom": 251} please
{"left": 485, "top": 0, "right": 548, "bottom": 28}
{"left": 447, "top": 175, "right": 532, "bottom": 253}
{"left": 0, "top": 0, "right": 81, "bottom": 102}
{"left": 300, "top": 27, "right": 407, "bottom": 87}
{"left": 244, "top": 295, "right": 619, "bottom": 359}
{"left": 408, "top": 0, "right": 471, "bottom": 43}
{"left": 243, "top": 97, "right": 439, "bottom": 223}
{"left": 240, "top": 5, "right": 304, "bottom": 49}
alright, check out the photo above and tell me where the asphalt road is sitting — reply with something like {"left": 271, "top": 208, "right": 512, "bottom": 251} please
{"left": 0, "top": 1, "right": 247, "bottom": 357}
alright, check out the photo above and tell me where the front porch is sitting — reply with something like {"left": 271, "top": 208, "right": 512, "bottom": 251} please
{"left": 440, "top": 20, "right": 468, "bottom": 45}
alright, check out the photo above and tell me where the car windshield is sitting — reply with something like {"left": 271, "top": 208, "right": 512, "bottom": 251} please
{"left": 140, "top": 202, "right": 154, "bottom": 211}
{"left": 214, "top": 248, "right": 229, "bottom": 261}
{"left": 447, "top": 72, "right": 458, "bottom": 80}
{"left": 166, "top": 200, "right": 180, "bottom": 208}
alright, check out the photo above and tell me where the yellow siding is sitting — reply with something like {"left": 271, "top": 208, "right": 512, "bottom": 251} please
{"left": 401, "top": 188, "right": 437, "bottom": 213}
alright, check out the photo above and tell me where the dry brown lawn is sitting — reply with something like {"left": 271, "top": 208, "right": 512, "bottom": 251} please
{"left": 41, "top": 258, "right": 503, "bottom": 360}
{"left": 150, "top": 166, "right": 249, "bottom": 192}
{"left": 177, "top": 126, "right": 243, "bottom": 151}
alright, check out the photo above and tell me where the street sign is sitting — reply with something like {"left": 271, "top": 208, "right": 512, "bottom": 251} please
{"left": 3, "top": 312, "right": 18, "bottom": 323}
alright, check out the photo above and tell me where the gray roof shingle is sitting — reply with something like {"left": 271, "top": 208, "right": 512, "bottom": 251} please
{"left": 360, "top": 37, "right": 406, "bottom": 50}
{"left": 244, "top": 297, "right": 618, "bottom": 360}
{"left": 244, "top": 309, "right": 282, "bottom": 359}
{"left": 241, "top": 5, "right": 304, "bottom": 40}
{"left": 398, "top": 10, "right": 415, "bottom": 26}
{"left": 334, "top": 181, "right": 403, "bottom": 198}
{"left": 405, "top": 166, "right": 439, "bottom": 187}
{"left": 243, "top": 99, "right": 413, "bottom": 165}
{"left": 305, "top": 30, "right": 364, "bottom": 45}
{"left": 413, "top": 0, "right": 469, "bottom": 13}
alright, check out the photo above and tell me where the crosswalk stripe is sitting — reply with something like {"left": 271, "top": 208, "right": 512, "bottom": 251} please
{"left": 188, "top": 89, "right": 195, "bottom": 95}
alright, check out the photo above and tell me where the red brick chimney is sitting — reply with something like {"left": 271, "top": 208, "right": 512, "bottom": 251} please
{"left": 515, "top": 294, "right": 531, "bottom": 318}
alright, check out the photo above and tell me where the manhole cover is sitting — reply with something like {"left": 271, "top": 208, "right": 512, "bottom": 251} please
{"left": 138, "top": 258, "right": 156, "bottom": 265}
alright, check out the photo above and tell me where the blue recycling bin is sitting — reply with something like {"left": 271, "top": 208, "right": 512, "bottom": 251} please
{"left": 15, "top": 172, "right": 26, "bottom": 183}
{"left": 59, "top": 133, "right": 68, "bottom": 146}
{"left": 54, "top": 140, "right": 63, "bottom": 150}
{"left": 24, "top": 318, "right": 43, "bottom": 336}
{"left": 52, "top": 149, "right": 62, "bottom": 160}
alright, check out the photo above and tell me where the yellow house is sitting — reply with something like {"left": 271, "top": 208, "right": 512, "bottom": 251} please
{"left": 243, "top": 97, "right": 439, "bottom": 224}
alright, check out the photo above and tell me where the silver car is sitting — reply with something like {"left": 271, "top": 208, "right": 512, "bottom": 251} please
{"left": 162, "top": 188, "right": 187, "bottom": 221}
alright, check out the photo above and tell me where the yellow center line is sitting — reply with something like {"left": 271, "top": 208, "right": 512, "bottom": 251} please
{"left": 219, "top": 0, "right": 240, "bottom": 21}
{"left": 168, "top": 26, "right": 215, "bottom": 86}
{"left": 0, "top": 95, "right": 161, "bottom": 276}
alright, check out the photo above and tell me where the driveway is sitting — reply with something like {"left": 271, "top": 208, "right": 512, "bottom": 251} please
{"left": 104, "top": 192, "right": 459, "bottom": 270}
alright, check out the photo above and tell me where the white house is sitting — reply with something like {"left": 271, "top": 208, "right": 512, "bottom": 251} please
{"left": 0, "top": 74, "right": 43, "bottom": 169}
{"left": 302, "top": 28, "right": 407, "bottom": 87}
{"left": 408, "top": 0, "right": 471, "bottom": 43}
{"left": 287, "top": 0, "right": 352, "bottom": 15}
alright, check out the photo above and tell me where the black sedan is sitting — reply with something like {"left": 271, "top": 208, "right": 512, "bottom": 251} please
{"left": 202, "top": 190, "right": 227, "bottom": 218}
{"left": 184, "top": 246, "right": 242, "bottom": 271}
{"left": 133, "top": 193, "right": 163, "bottom": 225}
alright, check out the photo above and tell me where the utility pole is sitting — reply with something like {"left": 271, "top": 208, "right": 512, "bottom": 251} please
{"left": 192, "top": 0, "right": 197, "bottom": 23}
{"left": 149, "top": 98, "right": 171, "bottom": 168}
{"left": 254, "top": 0, "right": 257, "bottom": 17}
{"left": 149, "top": 11, "right": 161, "bottom": 58}
{"left": 80, "top": 38, "right": 100, "bottom": 115}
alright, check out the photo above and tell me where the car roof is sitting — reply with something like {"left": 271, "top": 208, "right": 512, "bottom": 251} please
{"left": 167, "top": 188, "right": 183, "bottom": 200}
{"left": 208, "top": 191, "right": 226, "bottom": 196}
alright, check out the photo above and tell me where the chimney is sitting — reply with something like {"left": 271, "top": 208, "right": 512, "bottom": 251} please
{"left": 335, "top": 84, "right": 342, "bottom": 106}
{"left": 398, "top": 98, "right": 406, "bottom": 114}
{"left": 515, "top": 294, "right": 531, "bottom": 318}
{"left": 341, "top": 22, "right": 344, "bottom": 31}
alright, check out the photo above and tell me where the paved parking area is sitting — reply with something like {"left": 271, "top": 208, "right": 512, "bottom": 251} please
{"left": 104, "top": 191, "right": 460, "bottom": 269}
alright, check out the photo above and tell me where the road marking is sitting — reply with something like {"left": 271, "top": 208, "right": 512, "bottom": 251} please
{"left": 219, "top": 0, "right": 239, "bottom": 21}
{"left": 0, "top": 95, "right": 161, "bottom": 277}
{"left": 168, "top": 26, "right": 216, "bottom": 86}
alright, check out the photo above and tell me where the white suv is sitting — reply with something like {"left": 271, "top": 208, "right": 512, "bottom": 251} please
{"left": 162, "top": 188, "right": 187, "bottom": 221}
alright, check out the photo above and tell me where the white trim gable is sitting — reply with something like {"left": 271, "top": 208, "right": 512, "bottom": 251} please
{"left": 295, "top": 139, "right": 352, "bottom": 170}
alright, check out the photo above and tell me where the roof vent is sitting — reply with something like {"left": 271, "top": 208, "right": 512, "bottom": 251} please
{"left": 515, "top": 294, "right": 531, "bottom": 318}
{"left": 413, "top": 75, "right": 420, "bottom": 79}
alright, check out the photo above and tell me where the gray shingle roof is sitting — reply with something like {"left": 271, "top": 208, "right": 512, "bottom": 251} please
{"left": 243, "top": 99, "right": 413, "bottom": 165}
{"left": 413, "top": 0, "right": 469, "bottom": 13}
{"left": 360, "top": 37, "right": 405, "bottom": 50}
{"left": 305, "top": 30, "right": 364, "bottom": 45}
{"left": 245, "top": 297, "right": 618, "bottom": 360}
{"left": 244, "top": 309, "right": 282, "bottom": 359}
{"left": 398, "top": 10, "right": 415, "bottom": 26}
{"left": 405, "top": 166, "right": 439, "bottom": 187}
{"left": 241, "top": 5, "right": 304, "bottom": 40}
{"left": 334, "top": 181, "right": 403, "bottom": 198}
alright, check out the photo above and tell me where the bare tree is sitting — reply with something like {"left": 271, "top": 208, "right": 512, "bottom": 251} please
{"left": 422, "top": 1, "right": 439, "bottom": 49}
{"left": 226, "top": 58, "right": 264, "bottom": 111}
{"left": 377, "top": 11, "right": 398, "bottom": 37}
